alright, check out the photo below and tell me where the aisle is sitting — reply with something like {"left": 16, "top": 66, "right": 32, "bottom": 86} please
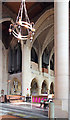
{"left": 0, "top": 103, "right": 48, "bottom": 119}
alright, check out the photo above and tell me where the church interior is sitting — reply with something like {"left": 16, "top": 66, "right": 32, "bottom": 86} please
{"left": 1, "top": 1, "right": 54, "bottom": 96}
{"left": 0, "top": 1, "right": 70, "bottom": 119}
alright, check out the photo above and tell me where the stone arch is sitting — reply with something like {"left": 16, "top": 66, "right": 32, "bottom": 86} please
{"left": 0, "top": 18, "right": 14, "bottom": 24}
{"left": 49, "top": 47, "right": 54, "bottom": 62}
{"left": 31, "top": 8, "right": 54, "bottom": 47}
{"left": 41, "top": 80, "right": 48, "bottom": 94}
{"left": 42, "top": 26, "right": 54, "bottom": 55}
{"left": 10, "top": 77, "right": 22, "bottom": 95}
{"left": 50, "top": 82, "right": 54, "bottom": 94}
{"left": 50, "top": 53, "right": 54, "bottom": 71}
{"left": 30, "top": 78, "right": 39, "bottom": 95}
{"left": 49, "top": 48, "right": 54, "bottom": 71}
{"left": 33, "top": 24, "right": 53, "bottom": 48}
{"left": 1, "top": 18, "right": 17, "bottom": 49}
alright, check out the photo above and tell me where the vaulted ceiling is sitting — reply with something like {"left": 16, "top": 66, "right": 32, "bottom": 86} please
{"left": 4, "top": 2, "right": 53, "bottom": 21}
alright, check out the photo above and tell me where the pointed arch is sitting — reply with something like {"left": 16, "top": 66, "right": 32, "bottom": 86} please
{"left": 50, "top": 82, "right": 54, "bottom": 94}
{"left": 30, "top": 78, "right": 39, "bottom": 95}
{"left": 41, "top": 80, "right": 48, "bottom": 94}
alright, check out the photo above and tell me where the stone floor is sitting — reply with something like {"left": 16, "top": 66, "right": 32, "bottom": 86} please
{"left": 0, "top": 101, "right": 69, "bottom": 119}
{"left": 0, "top": 102, "right": 48, "bottom": 119}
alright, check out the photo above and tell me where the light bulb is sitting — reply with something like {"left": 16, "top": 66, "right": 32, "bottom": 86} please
{"left": 30, "top": 36, "right": 33, "bottom": 40}
{"left": 33, "top": 32, "right": 35, "bottom": 35}
{"left": 18, "top": 32, "right": 21, "bottom": 39}
{"left": 18, "top": 40, "right": 20, "bottom": 43}
{"left": 25, "top": 24, "right": 29, "bottom": 29}
{"left": 18, "top": 17, "right": 22, "bottom": 25}
{"left": 32, "top": 28, "right": 35, "bottom": 32}
{"left": 9, "top": 28, "right": 12, "bottom": 33}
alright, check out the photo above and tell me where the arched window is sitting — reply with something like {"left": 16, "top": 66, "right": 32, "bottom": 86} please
{"left": 8, "top": 43, "right": 22, "bottom": 74}
{"left": 31, "top": 47, "right": 38, "bottom": 63}
{"left": 14, "top": 43, "right": 22, "bottom": 72}
{"left": 50, "top": 53, "right": 54, "bottom": 70}
{"left": 8, "top": 47, "right": 12, "bottom": 73}
{"left": 42, "top": 48, "right": 49, "bottom": 69}
{"left": 16, "top": 43, "right": 22, "bottom": 72}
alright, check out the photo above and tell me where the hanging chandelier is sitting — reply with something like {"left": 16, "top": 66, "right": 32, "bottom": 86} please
{"left": 9, "top": 0, "right": 35, "bottom": 41}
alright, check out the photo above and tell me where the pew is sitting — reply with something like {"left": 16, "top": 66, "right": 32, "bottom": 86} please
{"left": 6, "top": 95, "right": 25, "bottom": 103}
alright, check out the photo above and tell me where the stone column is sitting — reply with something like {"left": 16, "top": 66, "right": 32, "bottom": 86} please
{"left": 38, "top": 85, "right": 41, "bottom": 95}
{"left": 0, "top": 2, "right": 2, "bottom": 95}
{"left": 0, "top": 40, "right": 2, "bottom": 95}
{"left": 21, "top": 41, "right": 31, "bottom": 96}
{"left": 48, "top": 61, "right": 50, "bottom": 75}
{"left": 48, "top": 57, "right": 51, "bottom": 94}
{"left": 7, "top": 80, "right": 11, "bottom": 95}
{"left": 38, "top": 46, "right": 42, "bottom": 74}
{"left": 54, "top": 1, "right": 69, "bottom": 112}
{"left": 2, "top": 49, "right": 8, "bottom": 95}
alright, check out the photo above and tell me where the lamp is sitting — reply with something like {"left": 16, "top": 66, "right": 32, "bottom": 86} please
{"left": 9, "top": 0, "right": 35, "bottom": 42}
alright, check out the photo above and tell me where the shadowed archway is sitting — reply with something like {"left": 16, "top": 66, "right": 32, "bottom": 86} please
{"left": 30, "top": 78, "right": 38, "bottom": 95}
{"left": 41, "top": 80, "right": 47, "bottom": 94}
{"left": 50, "top": 82, "right": 54, "bottom": 94}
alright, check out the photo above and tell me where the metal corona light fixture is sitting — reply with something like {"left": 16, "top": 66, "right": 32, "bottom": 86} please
{"left": 9, "top": 0, "right": 35, "bottom": 41}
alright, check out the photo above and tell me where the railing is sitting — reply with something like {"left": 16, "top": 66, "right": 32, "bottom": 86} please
{"left": 30, "top": 62, "right": 54, "bottom": 77}
{"left": 32, "top": 95, "right": 48, "bottom": 103}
